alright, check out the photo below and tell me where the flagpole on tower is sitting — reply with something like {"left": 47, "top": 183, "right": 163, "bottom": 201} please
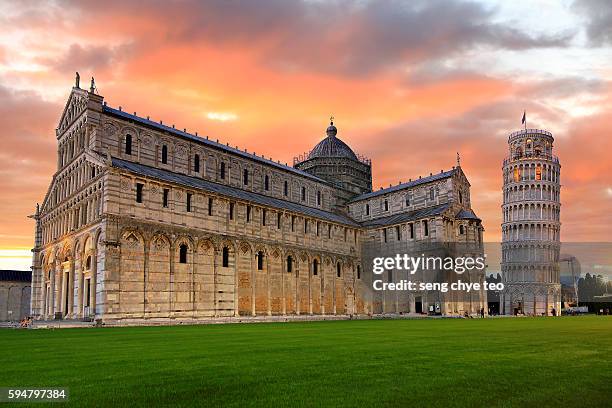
{"left": 522, "top": 110, "right": 527, "bottom": 131}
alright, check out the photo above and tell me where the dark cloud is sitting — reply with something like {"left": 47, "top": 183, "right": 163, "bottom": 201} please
{"left": 0, "top": 85, "right": 58, "bottom": 162}
{"left": 405, "top": 63, "right": 493, "bottom": 86}
{"left": 521, "top": 76, "right": 607, "bottom": 99}
{"left": 73, "top": 0, "right": 574, "bottom": 77}
{"left": 47, "top": 43, "right": 134, "bottom": 74}
{"left": 573, "top": 0, "right": 612, "bottom": 46}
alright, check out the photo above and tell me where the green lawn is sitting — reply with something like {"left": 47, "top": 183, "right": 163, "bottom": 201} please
{"left": 1, "top": 316, "right": 611, "bottom": 407}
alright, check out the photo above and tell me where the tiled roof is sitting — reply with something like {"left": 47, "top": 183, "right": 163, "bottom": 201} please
{"left": 360, "top": 203, "right": 450, "bottom": 228}
{"left": 111, "top": 158, "right": 360, "bottom": 227}
{"left": 0, "top": 270, "right": 32, "bottom": 282}
{"left": 349, "top": 169, "right": 456, "bottom": 202}
{"left": 456, "top": 209, "right": 481, "bottom": 221}
{"left": 308, "top": 135, "right": 358, "bottom": 160}
{"left": 103, "top": 106, "right": 327, "bottom": 184}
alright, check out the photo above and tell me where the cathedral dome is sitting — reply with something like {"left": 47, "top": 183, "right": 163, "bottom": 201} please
{"left": 308, "top": 121, "right": 358, "bottom": 160}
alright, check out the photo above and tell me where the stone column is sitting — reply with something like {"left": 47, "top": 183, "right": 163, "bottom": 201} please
{"left": 213, "top": 249, "right": 218, "bottom": 317}
{"left": 281, "top": 257, "right": 286, "bottom": 315}
{"left": 90, "top": 251, "right": 97, "bottom": 319}
{"left": 308, "top": 259, "right": 313, "bottom": 315}
{"left": 266, "top": 256, "right": 271, "bottom": 316}
{"left": 295, "top": 262, "right": 300, "bottom": 316}
{"left": 77, "top": 266, "right": 84, "bottom": 318}
{"left": 251, "top": 252, "right": 256, "bottom": 317}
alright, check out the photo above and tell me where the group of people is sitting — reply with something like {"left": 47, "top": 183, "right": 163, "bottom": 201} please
{"left": 19, "top": 316, "right": 32, "bottom": 328}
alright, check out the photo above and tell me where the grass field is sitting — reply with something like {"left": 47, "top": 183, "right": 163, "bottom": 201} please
{"left": 1, "top": 316, "right": 611, "bottom": 407}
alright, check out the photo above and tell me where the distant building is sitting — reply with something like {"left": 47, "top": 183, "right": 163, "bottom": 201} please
{"left": 500, "top": 128, "right": 561, "bottom": 315}
{"left": 486, "top": 273, "right": 502, "bottom": 315}
{"left": 560, "top": 255, "right": 581, "bottom": 307}
{"left": 0, "top": 270, "right": 32, "bottom": 321}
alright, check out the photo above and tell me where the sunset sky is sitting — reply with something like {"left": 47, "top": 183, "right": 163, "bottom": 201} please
{"left": 1, "top": 0, "right": 611, "bottom": 270}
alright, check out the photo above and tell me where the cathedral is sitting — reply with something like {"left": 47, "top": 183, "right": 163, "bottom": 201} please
{"left": 30, "top": 77, "right": 486, "bottom": 323}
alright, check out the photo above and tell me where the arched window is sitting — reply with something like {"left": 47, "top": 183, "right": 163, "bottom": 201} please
{"left": 85, "top": 255, "right": 91, "bottom": 270}
{"left": 515, "top": 147, "right": 523, "bottom": 159}
{"left": 317, "top": 191, "right": 321, "bottom": 206}
{"left": 301, "top": 186, "right": 306, "bottom": 201}
{"left": 459, "top": 225, "right": 465, "bottom": 235}
{"left": 283, "top": 180, "right": 288, "bottom": 196}
{"left": 459, "top": 191, "right": 463, "bottom": 204}
{"left": 179, "top": 244, "right": 188, "bottom": 263}
{"left": 220, "top": 162, "right": 226, "bottom": 179}
{"left": 365, "top": 204, "right": 370, "bottom": 215}
{"left": 257, "top": 251, "right": 264, "bottom": 270}
{"left": 430, "top": 187, "right": 435, "bottom": 200}
{"left": 536, "top": 165, "right": 542, "bottom": 180}
{"left": 357, "top": 265, "right": 361, "bottom": 280}
{"left": 222, "top": 246, "right": 229, "bottom": 267}
{"left": 243, "top": 169, "right": 249, "bottom": 185}
{"left": 384, "top": 200, "right": 389, "bottom": 211}
{"left": 125, "top": 134, "right": 132, "bottom": 155}
{"left": 313, "top": 259, "right": 318, "bottom": 276}
{"left": 194, "top": 154, "right": 200, "bottom": 173}
{"left": 405, "top": 195, "right": 410, "bottom": 206}
{"left": 161, "top": 145, "right": 168, "bottom": 164}
{"left": 336, "top": 262, "right": 341, "bottom": 277}
{"left": 264, "top": 175, "right": 269, "bottom": 191}
{"left": 286, "top": 256, "right": 293, "bottom": 273}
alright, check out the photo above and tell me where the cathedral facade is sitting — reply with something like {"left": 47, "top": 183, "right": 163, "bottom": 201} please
{"left": 30, "top": 80, "right": 486, "bottom": 323}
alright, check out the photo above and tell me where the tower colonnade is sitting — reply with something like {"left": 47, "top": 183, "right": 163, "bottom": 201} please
{"left": 500, "top": 129, "right": 561, "bottom": 315}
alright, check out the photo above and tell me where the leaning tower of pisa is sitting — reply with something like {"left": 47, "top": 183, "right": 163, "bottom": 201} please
{"left": 501, "top": 128, "right": 561, "bottom": 316}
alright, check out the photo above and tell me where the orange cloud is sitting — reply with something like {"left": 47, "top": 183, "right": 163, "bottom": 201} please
{"left": 0, "top": 0, "right": 610, "bottom": 268}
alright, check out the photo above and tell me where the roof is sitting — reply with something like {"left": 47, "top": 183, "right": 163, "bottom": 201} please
{"left": 0, "top": 270, "right": 32, "bottom": 282}
{"left": 308, "top": 136, "right": 358, "bottom": 160}
{"left": 360, "top": 203, "right": 450, "bottom": 228}
{"left": 456, "top": 208, "right": 481, "bottom": 221}
{"left": 349, "top": 169, "right": 456, "bottom": 202}
{"left": 111, "top": 158, "right": 360, "bottom": 227}
{"left": 103, "top": 105, "right": 327, "bottom": 184}
{"left": 308, "top": 127, "right": 358, "bottom": 160}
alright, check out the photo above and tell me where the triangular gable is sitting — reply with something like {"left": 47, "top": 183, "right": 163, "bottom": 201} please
{"left": 57, "top": 87, "right": 89, "bottom": 135}
{"left": 453, "top": 166, "right": 471, "bottom": 187}
{"left": 40, "top": 151, "right": 108, "bottom": 213}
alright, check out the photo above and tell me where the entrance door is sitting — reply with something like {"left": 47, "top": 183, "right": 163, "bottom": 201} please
{"left": 415, "top": 296, "right": 423, "bottom": 314}
{"left": 84, "top": 278, "right": 91, "bottom": 317}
